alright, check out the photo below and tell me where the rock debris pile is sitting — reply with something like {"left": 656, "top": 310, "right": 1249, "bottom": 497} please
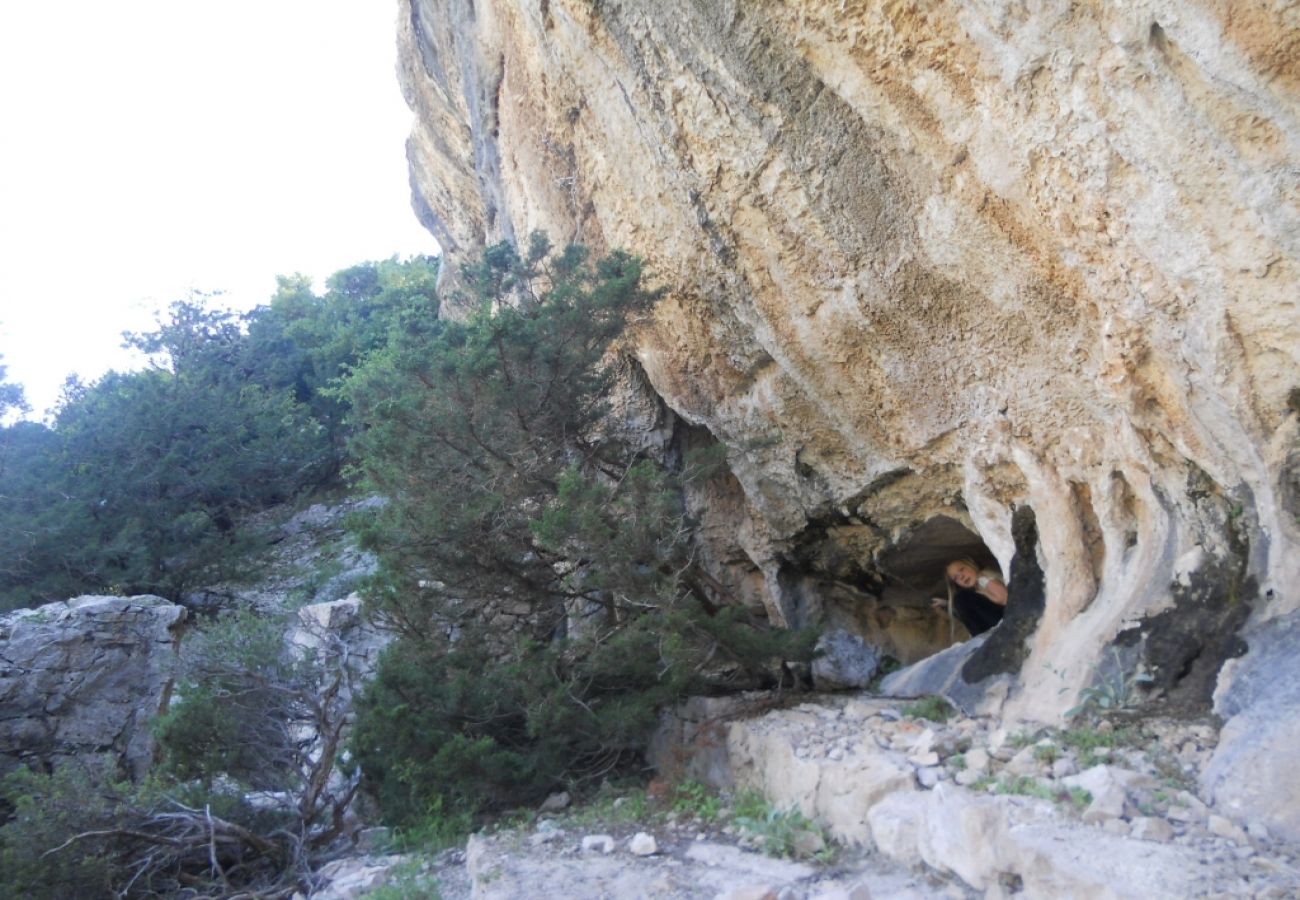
{"left": 720, "top": 697, "right": 1300, "bottom": 899}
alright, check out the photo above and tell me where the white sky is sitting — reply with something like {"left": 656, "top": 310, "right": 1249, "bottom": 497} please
{"left": 0, "top": 1, "right": 437, "bottom": 419}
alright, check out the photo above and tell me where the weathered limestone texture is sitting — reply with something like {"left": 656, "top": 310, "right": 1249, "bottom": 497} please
{"left": 399, "top": 0, "right": 1300, "bottom": 719}
{"left": 0, "top": 595, "right": 186, "bottom": 780}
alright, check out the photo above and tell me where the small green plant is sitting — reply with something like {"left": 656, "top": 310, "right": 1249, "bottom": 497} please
{"left": 366, "top": 859, "right": 443, "bottom": 900}
{"left": 994, "top": 775, "right": 1058, "bottom": 802}
{"left": 994, "top": 775, "right": 1091, "bottom": 810}
{"left": 949, "top": 754, "right": 967, "bottom": 771}
{"left": 389, "top": 798, "right": 475, "bottom": 853}
{"left": 1006, "top": 730, "right": 1039, "bottom": 750}
{"left": 732, "top": 788, "right": 770, "bottom": 822}
{"left": 1065, "top": 649, "right": 1154, "bottom": 720}
{"left": 900, "top": 696, "right": 953, "bottom": 723}
{"left": 671, "top": 780, "right": 722, "bottom": 822}
{"left": 734, "top": 801, "right": 832, "bottom": 862}
{"left": 1059, "top": 724, "right": 1140, "bottom": 769}
{"left": 1033, "top": 743, "right": 1060, "bottom": 765}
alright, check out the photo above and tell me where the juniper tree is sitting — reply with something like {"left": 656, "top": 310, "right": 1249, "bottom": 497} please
{"left": 344, "top": 235, "right": 815, "bottom": 818}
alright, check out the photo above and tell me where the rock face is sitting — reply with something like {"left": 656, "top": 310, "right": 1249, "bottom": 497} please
{"left": 0, "top": 595, "right": 186, "bottom": 780}
{"left": 665, "top": 695, "right": 1300, "bottom": 898}
{"left": 1202, "top": 609, "right": 1300, "bottom": 842}
{"left": 398, "top": 1, "right": 1300, "bottom": 719}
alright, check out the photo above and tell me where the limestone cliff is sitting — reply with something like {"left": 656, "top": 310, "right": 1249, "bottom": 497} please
{"left": 396, "top": 0, "right": 1300, "bottom": 720}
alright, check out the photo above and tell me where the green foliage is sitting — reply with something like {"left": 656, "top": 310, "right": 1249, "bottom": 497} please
{"left": 0, "top": 257, "right": 436, "bottom": 608}
{"left": 671, "top": 780, "right": 723, "bottom": 822}
{"left": 0, "top": 764, "right": 124, "bottom": 898}
{"left": 0, "top": 762, "right": 296, "bottom": 898}
{"left": 0, "top": 356, "right": 26, "bottom": 421}
{"left": 353, "top": 599, "right": 803, "bottom": 823}
{"left": 733, "top": 793, "right": 832, "bottom": 861}
{"left": 1033, "top": 743, "right": 1061, "bottom": 765}
{"left": 153, "top": 606, "right": 359, "bottom": 836}
{"left": 347, "top": 237, "right": 815, "bottom": 824}
{"left": 901, "top": 696, "right": 954, "bottom": 723}
{"left": 386, "top": 795, "right": 475, "bottom": 855}
{"left": 0, "top": 607, "right": 369, "bottom": 896}
{"left": 366, "top": 859, "right": 444, "bottom": 900}
{"left": 1065, "top": 649, "right": 1154, "bottom": 721}
{"left": 342, "top": 235, "right": 665, "bottom": 634}
{"left": 993, "top": 775, "right": 1091, "bottom": 810}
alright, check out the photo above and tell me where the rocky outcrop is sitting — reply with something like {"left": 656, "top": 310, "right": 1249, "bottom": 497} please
{"left": 0, "top": 595, "right": 186, "bottom": 780}
{"left": 1202, "top": 610, "right": 1300, "bottom": 843}
{"left": 397, "top": 0, "right": 1300, "bottom": 721}
{"left": 668, "top": 696, "right": 1300, "bottom": 898}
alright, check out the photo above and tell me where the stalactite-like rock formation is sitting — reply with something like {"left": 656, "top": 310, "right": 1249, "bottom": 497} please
{"left": 396, "top": 0, "right": 1300, "bottom": 721}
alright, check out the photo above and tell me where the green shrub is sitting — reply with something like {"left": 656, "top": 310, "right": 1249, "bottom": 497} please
{"left": 901, "top": 696, "right": 954, "bottom": 723}
{"left": 671, "top": 780, "right": 723, "bottom": 822}
{"left": 733, "top": 795, "right": 832, "bottom": 861}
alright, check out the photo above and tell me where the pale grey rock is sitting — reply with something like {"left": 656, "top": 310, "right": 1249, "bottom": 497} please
{"left": 812, "top": 628, "right": 883, "bottom": 691}
{"left": 629, "top": 832, "right": 658, "bottom": 856}
{"left": 867, "top": 793, "right": 924, "bottom": 867}
{"left": 1247, "top": 821, "right": 1272, "bottom": 841}
{"left": 1131, "top": 817, "right": 1175, "bottom": 843}
{"left": 1003, "top": 745, "right": 1042, "bottom": 777}
{"left": 539, "top": 790, "right": 572, "bottom": 812}
{"left": 1208, "top": 814, "right": 1250, "bottom": 844}
{"left": 1064, "top": 766, "right": 1137, "bottom": 823}
{"left": 530, "top": 828, "right": 563, "bottom": 846}
{"left": 964, "top": 748, "right": 990, "bottom": 772}
{"left": 723, "top": 703, "right": 916, "bottom": 846}
{"left": 876, "top": 784, "right": 1224, "bottom": 897}
{"left": 312, "top": 854, "right": 409, "bottom": 900}
{"left": 1203, "top": 611, "right": 1300, "bottom": 844}
{"left": 1051, "top": 757, "right": 1079, "bottom": 779}
{"left": 916, "top": 766, "right": 940, "bottom": 789}
{"left": 877, "top": 633, "right": 1012, "bottom": 717}
{"left": 581, "top": 834, "right": 615, "bottom": 854}
{"left": 0, "top": 595, "right": 186, "bottom": 780}
{"left": 684, "top": 843, "right": 815, "bottom": 882}
{"left": 715, "top": 886, "right": 778, "bottom": 900}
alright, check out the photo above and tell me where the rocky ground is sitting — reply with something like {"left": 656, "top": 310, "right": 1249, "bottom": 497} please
{"left": 305, "top": 693, "right": 1300, "bottom": 899}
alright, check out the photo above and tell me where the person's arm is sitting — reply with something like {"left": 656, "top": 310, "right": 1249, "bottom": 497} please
{"left": 978, "top": 572, "right": 1009, "bottom": 606}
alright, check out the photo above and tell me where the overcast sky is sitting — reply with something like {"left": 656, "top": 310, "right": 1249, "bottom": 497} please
{"left": 0, "top": 1, "right": 437, "bottom": 419}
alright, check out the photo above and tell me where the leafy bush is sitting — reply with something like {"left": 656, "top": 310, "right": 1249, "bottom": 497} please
{"left": 733, "top": 794, "right": 831, "bottom": 861}
{"left": 154, "top": 607, "right": 360, "bottom": 835}
{"left": 0, "top": 764, "right": 290, "bottom": 899}
{"left": 0, "top": 257, "right": 437, "bottom": 608}
{"left": 346, "top": 237, "right": 816, "bottom": 824}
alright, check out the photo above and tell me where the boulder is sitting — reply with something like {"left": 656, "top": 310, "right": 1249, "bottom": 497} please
{"left": 877, "top": 632, "right": 1012, "bottom": 717}
{"left": 1202, "top": 611, "right": 1300, "bottom": 843}
{"left": 875, "top": 784, "right": 1220, "bottom": 899}
{"left": 0, "top": 595, "right": 186, "bottom": 780}
{"left": 811, "top": 628, "right": 882, "bottom": 691}
{"left": 724, "top": 701, "right": 916, "bottom": 846}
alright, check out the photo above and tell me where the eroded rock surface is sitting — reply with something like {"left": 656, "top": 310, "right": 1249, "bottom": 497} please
{"left": 0, "top": 595, "right": 186, "bottom": 780}
{"left": 675, "top": 695, "right": 1300, "bottom": 898}
{"left": 398, "top": 0, "right": 1300, "bottom": 721}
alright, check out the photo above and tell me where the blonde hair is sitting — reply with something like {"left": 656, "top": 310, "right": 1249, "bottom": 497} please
{"left": 945, "top": 557, "right": 981, "bottom": 582}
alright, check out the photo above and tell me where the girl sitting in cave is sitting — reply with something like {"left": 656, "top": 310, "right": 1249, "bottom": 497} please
{"left": 933, "top": 558, "right": 1008, "bottom": 638}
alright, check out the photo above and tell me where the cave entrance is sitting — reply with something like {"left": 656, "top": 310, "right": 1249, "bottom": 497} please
{"left": 870, "top": 515, "right": 1000, "bottom": 660}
